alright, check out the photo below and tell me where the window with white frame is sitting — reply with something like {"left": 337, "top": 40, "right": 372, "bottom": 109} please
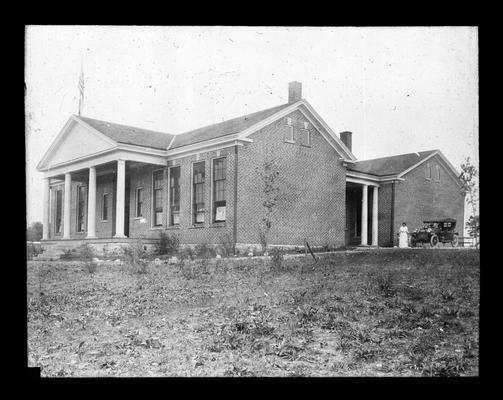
{"left": 169, "top": 166, "right": 181, "bottom": 225}
{"left": 193, "top": 161, "right": 205, "bottom": 224}
{"left": 212, "top": 157, "right": 226, "bottom": 222}
{"left": 152, "top": 170, "right": 164, "bottom": 227}
{"left": 300, "top": 122, "right": 311, "bottom": 146}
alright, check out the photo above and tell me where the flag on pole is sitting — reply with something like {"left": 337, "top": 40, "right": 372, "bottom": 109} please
{"left": 78, "top": 63, "right": 84, "bottom": 116}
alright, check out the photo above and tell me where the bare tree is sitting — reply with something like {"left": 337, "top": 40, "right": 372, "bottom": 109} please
{"left": 459, "top": 157, "right": 479, "bottom": 247}
{"left": 255, "top": 159, "right": 280, "bottom": 254}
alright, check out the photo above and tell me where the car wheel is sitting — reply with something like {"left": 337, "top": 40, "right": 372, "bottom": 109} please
{"left": 430, "top": 235, "right": 439, "bottom": 247}
{"left": 451, "top": 235, "right": 459, "bottom": 247}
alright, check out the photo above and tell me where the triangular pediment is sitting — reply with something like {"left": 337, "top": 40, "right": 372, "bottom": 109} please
{"left": 37, "top": 116, "right": 118, "bottom": 170}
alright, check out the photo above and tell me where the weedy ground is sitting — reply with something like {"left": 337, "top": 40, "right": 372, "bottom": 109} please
{"left": 27, "top": 249, "right": 479, "bottom": 377}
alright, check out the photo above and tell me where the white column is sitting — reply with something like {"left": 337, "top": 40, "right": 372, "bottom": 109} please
{"left": 63, "top": 173, "right": 72, "bottom": 239}
{"left": 113, "top": 159, "right": 127, "bottom": 238}
{"left": 86, "top": 167, "right": 97, "bottom": 238}
{"left": 42, "top": 178, "right": 50, "bottom": 240}
{"left": 372, "top": 186, "right": 379, "bottom": 246}
{"left": 361, "top": 184, "right": 368, "bottom": 246}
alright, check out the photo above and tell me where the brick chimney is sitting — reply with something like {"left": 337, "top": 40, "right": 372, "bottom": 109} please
{"left": 288, "top": 81, "right": 302, "bottom": 103}
{"left": 340, "top": 131, "right": 352, "bottom": 152}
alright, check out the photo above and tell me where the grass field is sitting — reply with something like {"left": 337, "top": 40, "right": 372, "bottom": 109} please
{"left": 27, "top": 249, "right": 479, "bottom": 377}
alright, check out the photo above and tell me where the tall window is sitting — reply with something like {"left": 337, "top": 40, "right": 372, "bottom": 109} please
{"left": 425, "top": 163, "right": 432, "bottom": 180}
{"left": 284, "top": 117, "right": 294, "bottom": 142}
{"left": 435, "top": 165, "right": 441, "bottom": 182}
{"left": 102, "top": 193, "right": 109, "bottom": 221}
{"left": 152, "top": 170, "right": 164, "bottom": 227}
{"left": 213, "top": 158, "right": 226, "bottom": 222}
{"left": 193, "top": 161, "right": 205, "bottom": 224}
{"left": 301, "top": 129, "right": 311, "bottom": 146}
{"left": 136, "top": 188, "right": 143, "bottom": 217}
{"left": 169, "top": 167, "right": 181, "bottom": 225}
{"left": 77, "top": 185, "right": 86, "bottom": 232}
{"left": 55, "top": 189, "right": 62, "bottom": 234}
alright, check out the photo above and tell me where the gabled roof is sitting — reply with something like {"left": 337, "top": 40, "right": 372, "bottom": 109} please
{"left": 348, "top": 150, "right": 438, "bottom": 176}
{"left": 170, "top": 103, "right": 292, "bottom": 149}
{"left": 77, "top": 116, "right": 174, "bottom": 150}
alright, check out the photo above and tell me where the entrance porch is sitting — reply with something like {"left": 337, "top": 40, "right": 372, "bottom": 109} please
{"left": 345, "top": 179, "right": 379, "bottom": 247}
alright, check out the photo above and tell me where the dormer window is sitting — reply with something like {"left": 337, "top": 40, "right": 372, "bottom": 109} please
{"left": 284, "top": 117, "right": 294, "bottom": 143}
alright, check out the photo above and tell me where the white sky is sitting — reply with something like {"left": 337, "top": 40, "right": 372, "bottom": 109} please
{"left": 25, "top": 25, "right": 478, "bottom": 224}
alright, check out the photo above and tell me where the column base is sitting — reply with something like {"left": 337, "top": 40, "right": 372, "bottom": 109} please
{"left": 113, "top": 234, "right": 128, "bottom": 239}
{"left": 86, "top": 236, "right": 98, "bottom": 239}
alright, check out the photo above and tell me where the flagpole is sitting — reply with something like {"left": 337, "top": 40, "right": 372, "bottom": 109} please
{"left": 78, "top": 60, "right": 84, "bottom": 116}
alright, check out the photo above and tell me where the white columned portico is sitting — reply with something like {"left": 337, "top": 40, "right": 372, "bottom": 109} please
{"left": 86, "top": 166, "right": 97, "bottom": 238}
{"left": 42, "top": 178, "right": 50, "bottom": 240}
{"left": 372, "top": 186, "right": 379, "bottom": 246}
{"left": 113, "top": 159, "right": 127, "bottom": 238}
{"left": 361, "top": 184, "right": 368, "bottom": 246}
{"left": 63, "top": 172, "right": 72, "bottom": 239}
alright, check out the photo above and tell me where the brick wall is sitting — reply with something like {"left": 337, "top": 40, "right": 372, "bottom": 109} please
{"left": 122, "top": 148, "right": 237, "bottom": 245}
{"left": 236, "top": 109, "right": 347, "bottom": 248}
{"left": 163, "top": 147, "right": 236, "bottom": 246}
{"left": 393, "top": 154, "right": 465, "bottom": 239}
{"left": 377, "top": 182, "right": 394, "bottom": 247}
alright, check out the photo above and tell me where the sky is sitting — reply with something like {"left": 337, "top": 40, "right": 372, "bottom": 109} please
{"left": 25, "top": 25, "right": 478, "bottom": 225}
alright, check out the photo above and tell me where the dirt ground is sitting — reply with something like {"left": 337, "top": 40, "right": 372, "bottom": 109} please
{"left": 27, "top": 249, "right": 479, "bottom": 377}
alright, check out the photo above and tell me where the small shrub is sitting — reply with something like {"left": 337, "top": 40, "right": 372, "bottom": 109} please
{"left": 26, "top": 242, "right": 42, "bottom": 260}
{"left": 156, "top": 231, "right": 180, "bottom": 256}
{"left": 121, "top": 242, "right": 149, "bottom": 274}
{"left": 178, "top": 246, "right": 195, "bottom": 261}
{"left": 269, "top": 247, "right": 284, "bottom": 272}
{"left": 195, "top": 243, "right": 215, "bottom": 259}
{"left": 59, "top": 249, "right": 74, "bottom": 260}
{"left": 220, "top": 234, "right": 235, "bottom": 257}
{"left": 374, "top": 272, "right": 396, "bottom": 297}
{"left": 76, "top": 243, "right": 97, "bottom": 274}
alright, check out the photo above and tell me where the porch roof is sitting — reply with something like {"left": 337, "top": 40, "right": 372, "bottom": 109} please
{"left": 348, "top": 150, "right": 437, "bottom": 176}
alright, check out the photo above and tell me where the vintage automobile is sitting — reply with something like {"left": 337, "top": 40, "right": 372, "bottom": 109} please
{"left": 410, "top": 218, "right": 459, "bottom": 247}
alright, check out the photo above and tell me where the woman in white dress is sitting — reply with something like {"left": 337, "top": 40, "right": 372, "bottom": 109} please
{"left": 398, "top": 222, "right": 409, "bottom": 248}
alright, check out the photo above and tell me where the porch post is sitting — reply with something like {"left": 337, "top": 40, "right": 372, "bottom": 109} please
{"left": 86, "top": 166, "right": 97, "bottom": 238}
{"left": 113, "top": 159, "right": 127, "bottom": 238}
{"left": 63, "top": 172, "right": 72, "bottom": 239}
{"left": 361, "top": 184, "right": 368, "bottom": 246}
{"left": 42, "top": 178, "right": 50, "bottom": 240}
{"left": 372, "top": 186, "right": 378, "bottom": 246}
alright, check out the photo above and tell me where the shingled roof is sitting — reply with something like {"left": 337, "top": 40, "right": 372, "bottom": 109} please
{"left": 78, "top": 116, "right": 175, "bottom": 150}
{"left": 170, "top": 102, "right": 292, "bottom": 149}
{"left": 348, "top": 150, "right": 438, "bottom": 176}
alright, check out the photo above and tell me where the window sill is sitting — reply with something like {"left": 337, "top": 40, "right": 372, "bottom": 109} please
{"left": 165, "top": 225, "right": 181, "bottom": 230}
{"left": 210, "top": 222, "right": 226, "bottom": 228}
{"left": 300, "top": 143, "right": 311, "bottom": 148}
{"left": 150, "top": 226, "right": 163, "bottom": 231}
{"left": 189, "top": 225, "right": 205, "bottom": 229}
{"left": 284, "top": 139, "right": 295, "bottom": 144}
{"left": 101, "top": 220, "right": 109, "bottom": 223}
{"left": 133, "top": 217, "right": 144, "bottom": 220}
